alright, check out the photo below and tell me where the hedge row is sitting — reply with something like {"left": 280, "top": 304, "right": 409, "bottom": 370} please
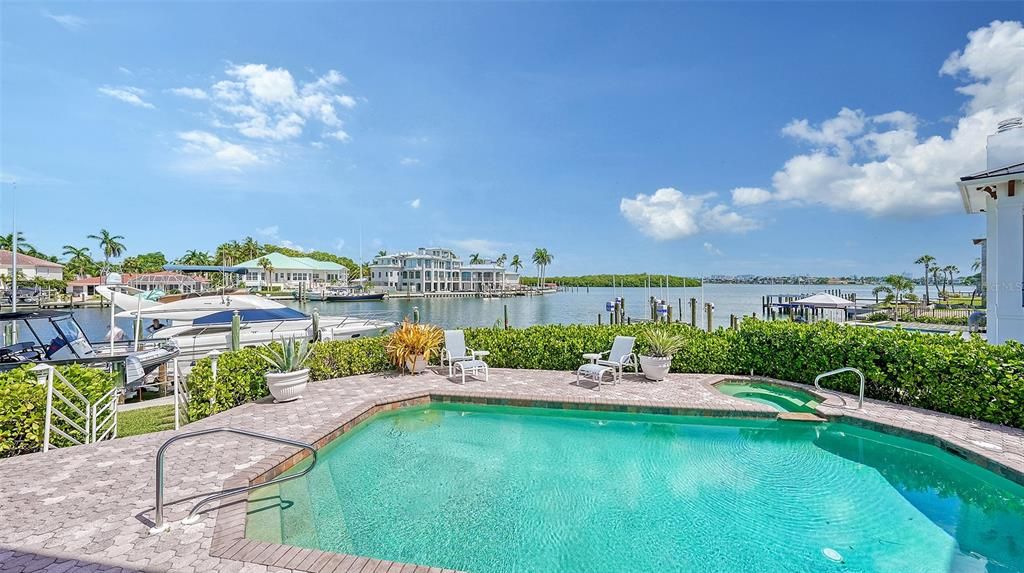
{"left": 183, "top": 321, "right": 1024, "bottom": 430}
{"left": 0, "top": 365, "right": 118, "bottom": 458}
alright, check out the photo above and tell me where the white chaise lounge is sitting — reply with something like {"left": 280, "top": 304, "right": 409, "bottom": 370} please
{"left": 593, "top": 335, "right": 638, "bottom": 382}
{"left": 443, "top": 329, "right": 489, "bottom": 383}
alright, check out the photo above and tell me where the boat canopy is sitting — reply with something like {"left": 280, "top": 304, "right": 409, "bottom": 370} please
{"left": 192, "top": 307, "right": 308, "bottom": 325}
{"left": 0, "top": 309, "right": 74, "bottom": 321}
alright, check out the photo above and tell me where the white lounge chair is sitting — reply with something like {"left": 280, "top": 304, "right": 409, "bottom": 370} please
{"left": 442, "top": 330, "right": 487, "bottom": 378}
{"left": 594, "top": 336, "right": 638, "bottom": 382}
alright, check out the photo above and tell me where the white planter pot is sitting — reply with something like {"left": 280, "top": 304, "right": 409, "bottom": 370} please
{"left": 639, "top": 355, "right": 672, "bottom": 381}
{"left": 405, "top": 355, "right": 428, "bottom": 374}
{"left": 266, "top": 368, "right": 310, "bottom": 403}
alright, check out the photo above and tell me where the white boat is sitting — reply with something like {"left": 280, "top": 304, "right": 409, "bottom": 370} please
{"left": 97, "top": 287, "right": 397, "bottom": 366}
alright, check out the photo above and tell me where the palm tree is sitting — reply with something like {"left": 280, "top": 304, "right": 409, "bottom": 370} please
{"left": 876, "top": 275, "right": 915, "bottom": 319}
{"left": 932, "top": 267, "right": 945, "bottom": 298}
{"left": 496, "top": 253, "right": 507, "bottom": 267}
{"left": 377, "top": 250, "right": 388, "bottom": 258}
{"left": 531, "top": 248, "right": 553, "bottom": 287}
{"left": 914, "top": 255, "right": 935, "bottom": 304}
{"left": 258, "top": 257, "right": 273, "bottom": 288}
{"left": 469, "top": 253, "right": 483, "bottom": 264}
{"left": 964, "top": 275, "right": 979, "bottom": 307}
{"left": 242, "top": 236, "right": 260, "bottom": 260}
{"left": 87, "top": 229, "right": 126, "bottom": 274}
{"left": 178, "top": 250, "right": 212, "bottom": 265}
{"left": 510, "top": 255, "right": 522, "bottom": 273}
{"left": 62, "top": 245, "right": 94, "bottom": 278}
{"left": 944, "top": 265, "right": 959, "bottom": 297}
{"left": 0, "top": 232, "right": 35, "bottom": 254}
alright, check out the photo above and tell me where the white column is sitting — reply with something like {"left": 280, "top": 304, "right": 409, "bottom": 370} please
{"left": 987, "top": 180, "right": 1024, "bottom": 344}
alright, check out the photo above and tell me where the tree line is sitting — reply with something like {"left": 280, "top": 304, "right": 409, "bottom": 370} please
{"left": 519, "top": 274, "right": 701, "bottom": 288}
{"left": 2, "top": 231, "right": 361, "bottom": 287}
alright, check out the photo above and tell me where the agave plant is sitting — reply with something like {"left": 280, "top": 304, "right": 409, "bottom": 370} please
{"left": 260, "top": 338, "right": 312, "bottom": 373}
{"left": 640, "top": 328, "right": 686, "bottom": 358}
{"left": 385, "top": 320, "right": 444, "bottom": 373}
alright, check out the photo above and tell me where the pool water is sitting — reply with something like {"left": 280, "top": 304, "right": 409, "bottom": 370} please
{"left": 715, "top": 381, "right": 821, "bottom": 413}
{"left": 246, "top": 404, "right": 1024, "bottom": 573}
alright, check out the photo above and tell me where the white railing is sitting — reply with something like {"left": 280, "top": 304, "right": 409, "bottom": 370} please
{"left": 31, "top": 364, "right": 121, "bottom": 452}
{"left": 814, "top": 367, "right": 865, "bottom": 409}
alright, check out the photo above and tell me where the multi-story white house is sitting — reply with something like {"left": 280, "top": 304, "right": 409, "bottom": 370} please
{"left": 238, "top": 252, "right": 349, "bottom": 289}
{"left": 369, "top": 248, "right": 515, "bottom": 293}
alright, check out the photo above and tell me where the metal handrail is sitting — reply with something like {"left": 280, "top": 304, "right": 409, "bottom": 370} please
{"left": 814, "top": 367, "right": 865, "bottom": 409}
{"left": 150, "top": 427, "right": 317, "bottom": 534}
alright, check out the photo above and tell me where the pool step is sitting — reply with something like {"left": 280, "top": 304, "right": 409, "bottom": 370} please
{"left": 777, "top": 412, "right": 827, "bottom": 422}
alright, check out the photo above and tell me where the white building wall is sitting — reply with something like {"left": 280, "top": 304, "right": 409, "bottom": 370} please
{"left": 985, "top": 184, "right": 1024, "bottom": 344}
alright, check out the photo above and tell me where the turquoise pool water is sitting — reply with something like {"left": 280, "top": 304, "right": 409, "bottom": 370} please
{"left": 247, "top": 404, "right": 1024, "bottom": 573}
{"left": 714, "top": 381, "right": 821, "bottom": 413}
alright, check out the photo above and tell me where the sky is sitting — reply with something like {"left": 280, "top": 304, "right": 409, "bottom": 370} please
{"left": 1, "top": 2, "right": 1022, "bottom": 277}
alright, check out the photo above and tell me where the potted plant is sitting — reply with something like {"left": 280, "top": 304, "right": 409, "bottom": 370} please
{"left": 638, "top": 328, "right": 685, "bottom": 381}
{"left": 385, "top": 320, "right": 443, "bottom": 374}
{"left": 260, "top": 338, "right": 312, "bottom": 402}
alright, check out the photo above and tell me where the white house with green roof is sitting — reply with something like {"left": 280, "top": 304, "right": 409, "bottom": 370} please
{"left": 238, "top": 252, "right": 348, "bottom": 289}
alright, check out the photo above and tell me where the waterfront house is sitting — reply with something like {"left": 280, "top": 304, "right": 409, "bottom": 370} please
{"left": 237, "top": 252, "right": 348, "bottom": 289}
{"left": 0, "top": 250, "right": 64, "bottom": 281}
{"left": 958, "top": 117, "right": 1024, "bottom": 344}
{"left": 369, "top": 248, "right": 515, "bottom": 293}
{"left": 66, "top": 271, "right": 208, "bottom": 297}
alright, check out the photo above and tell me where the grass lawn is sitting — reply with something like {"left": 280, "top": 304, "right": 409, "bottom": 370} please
{"left": 117, "top": 404, "right": 177, "bottom": 438}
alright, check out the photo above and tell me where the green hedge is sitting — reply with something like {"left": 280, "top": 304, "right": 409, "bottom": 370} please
{"left": 182, "top": 321, "right": 1024, "bottom": 429}
{"left": 186, "top": 338, "right": 391, "bottom": 420}
{"left": 0, "top": 364, "right": 118, "bottom": 458}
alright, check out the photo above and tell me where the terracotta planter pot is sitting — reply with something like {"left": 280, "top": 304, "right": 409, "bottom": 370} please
{"left": 265, "top": 368, "right": 310, "bottom": 403}
{"left": 405, "top": 355, "right": 428, "bottom": 374}
{"left": 639, "top": 355, "right": 672, "bottom": 381}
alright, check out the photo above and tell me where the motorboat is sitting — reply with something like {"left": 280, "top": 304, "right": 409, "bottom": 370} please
{"left": 98, "top": 287, "right": 397, "bottom": 366}
{"left": 0, "top": 309, "right": 179, "bottom": 390}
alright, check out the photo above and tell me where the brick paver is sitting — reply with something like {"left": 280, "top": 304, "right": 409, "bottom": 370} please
{"left": 1, "top": 368, "right": 1022, "bottom": 572}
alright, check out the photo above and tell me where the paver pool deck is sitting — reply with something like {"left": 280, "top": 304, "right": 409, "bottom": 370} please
{"left": 1, "top": 368, "right": 1022, "bottom": 573}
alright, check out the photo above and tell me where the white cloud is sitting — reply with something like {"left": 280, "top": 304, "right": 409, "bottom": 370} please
{"left": 199, "top": 64, "right": 356, "bottom": 143}
{"left": 620, "top": 188, "right": 759, "bottom": 240}
{"left": 118, "top": 66, "right": 134, "bottom": 76}
{"left": 703, "top": 242, "right": 723, "bottom": 256}
{"left": 42, "top": 10, "right": 86, "bottom": 30}
{"left": 256, "top": 225, "right": 279, "bottom": 238}
{"left": 176, "top": 130, "right": 261, "bottom": 172}
{"left": 400, "top": 157, "right": 422, "bottom": 166}
{"left": 730, "top": 187, "right": 773, "bottom": 206}
{"left": 757, "top": 20, "right": 1024, "bottom": 217}
{"left": 334, "top": 239, "right": 345, "bottom": 251}
{"left": 168, "top": 87, "right": 209, "bottom": 100}
{"left": 278, "top": 239, "right": 308, "bottom": 252}
{"left": 940, "top": 20, "right": 1024, "bottom": 114}
{"left": 409, "top": 198, "right": 421, "bottom": 209}
{"left": 98, "top": 86, "right": 155, "bottom": 109}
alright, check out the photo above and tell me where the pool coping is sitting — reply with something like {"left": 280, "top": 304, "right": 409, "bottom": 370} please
{"left": 207, "top": 385, "right": 1024, "bottom": 572}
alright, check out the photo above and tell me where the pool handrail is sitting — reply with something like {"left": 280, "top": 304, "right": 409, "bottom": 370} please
{"left": 814, "top": 367, "right": 865, "bottom": 409}
{"left": 150, "top": 427, "right": 317, "bottom": 534}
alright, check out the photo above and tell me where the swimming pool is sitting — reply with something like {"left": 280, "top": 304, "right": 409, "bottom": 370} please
{"left": 246, "top": 403, "right": 1024, "bottom": 572}
{"left": 714, "top": 380, "right": 821, "bottom": 413}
